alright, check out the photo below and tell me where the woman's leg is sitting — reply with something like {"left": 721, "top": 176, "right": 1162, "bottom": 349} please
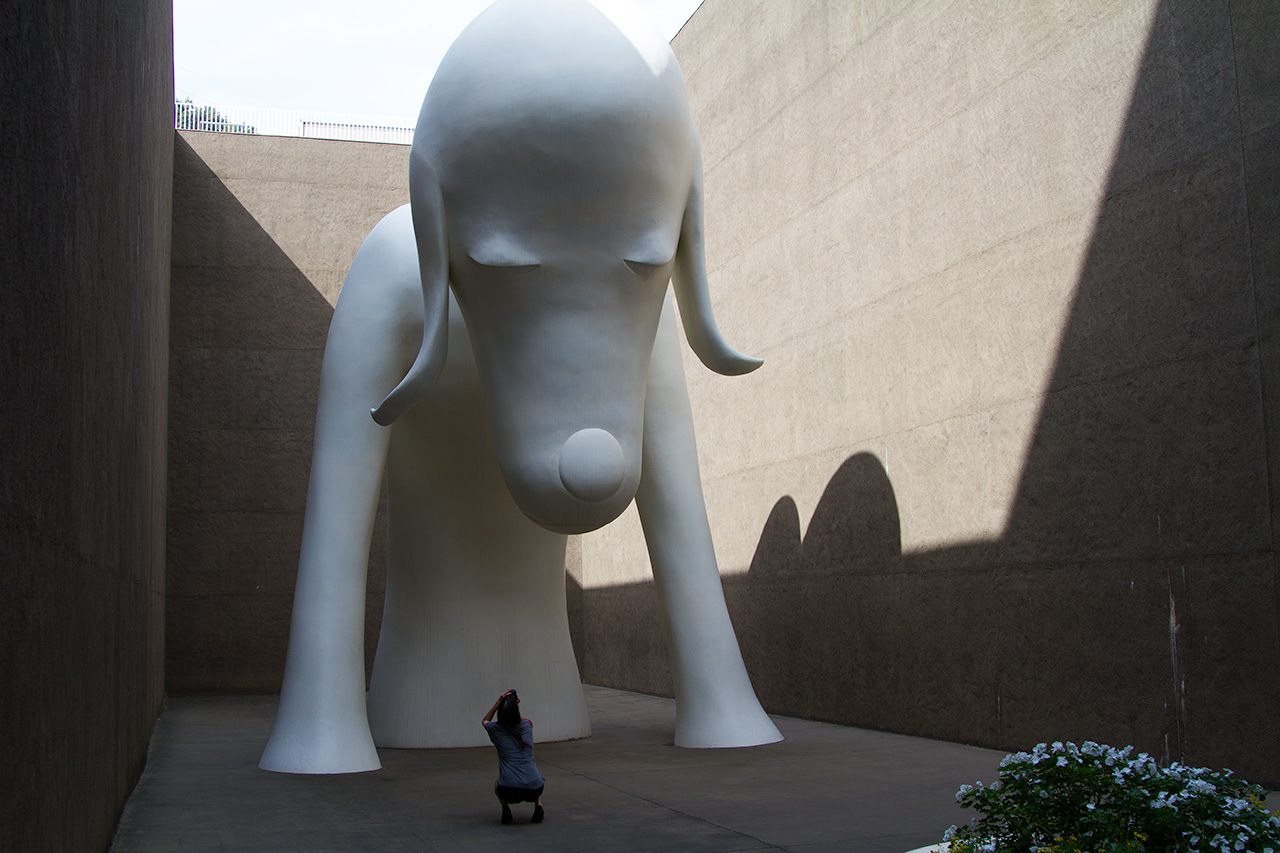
{"left": 494, "top": 782, "right": 513, "bottom": 824}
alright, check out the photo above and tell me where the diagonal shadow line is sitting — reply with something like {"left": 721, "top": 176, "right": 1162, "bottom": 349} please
{"left": 166, "top": 133, "right": 389, "bottom": 694}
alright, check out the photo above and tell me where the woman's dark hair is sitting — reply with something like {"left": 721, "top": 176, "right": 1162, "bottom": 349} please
{"left": 497, "top": 692, "right": 530, "bottom": 747}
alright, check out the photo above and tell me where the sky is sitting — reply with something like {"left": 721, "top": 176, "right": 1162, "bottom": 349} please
{"left": 174, "top": 0, "right": 705, "bottom": 120}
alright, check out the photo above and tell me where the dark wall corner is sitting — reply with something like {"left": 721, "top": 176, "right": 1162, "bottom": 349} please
{"left": 1, "top": 0, "right": 174, "bottom": 850}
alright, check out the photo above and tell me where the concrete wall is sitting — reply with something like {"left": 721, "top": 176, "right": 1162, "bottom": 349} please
{"left": 0, "top": 1, "right": 173, "bottom": 849}
{"left": 167, "top": 132, "right": 409, "bottom": 691}
{"left": 580, "top": 0, "right": 1280, "bottom": 784}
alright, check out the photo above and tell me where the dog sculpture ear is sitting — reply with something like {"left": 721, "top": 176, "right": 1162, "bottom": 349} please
{"left": 671, "top": 144, "right": 763, "bottom": 377}
{"left": 371, "top": 148, "right": 450, "bottom": 426}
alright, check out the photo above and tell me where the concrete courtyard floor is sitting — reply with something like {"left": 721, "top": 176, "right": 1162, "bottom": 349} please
{"left": 116, "top": 683, "right": 1259, "bottom": 853}
{"left": 110, "top": 685, "right": 1001, "bottom": 852}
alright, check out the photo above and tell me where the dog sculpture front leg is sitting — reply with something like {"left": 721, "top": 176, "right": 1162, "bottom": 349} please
{"left": 636, "top": 294, "right": 783, "bottom": 748}
{"left": 259, "top": 206, "right": 422, "bottom": 773}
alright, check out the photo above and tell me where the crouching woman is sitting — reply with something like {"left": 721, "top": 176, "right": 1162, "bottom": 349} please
{"left": 483, "top": 690, "right": 545, "bottom": 824}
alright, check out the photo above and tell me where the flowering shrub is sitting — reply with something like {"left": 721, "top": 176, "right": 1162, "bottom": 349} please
{"left": 944, "top": 741, "right": 1280, "bottom": 853}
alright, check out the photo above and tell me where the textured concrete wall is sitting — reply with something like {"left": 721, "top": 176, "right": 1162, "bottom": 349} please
{"left": 168, "top": 132, "right": 408, "bottom": 691}
{"left": 580, "top": 0, "right": 1280, "bottom": 784}
{"left": 0, "top": 1, "right": 173, "bottom": 849}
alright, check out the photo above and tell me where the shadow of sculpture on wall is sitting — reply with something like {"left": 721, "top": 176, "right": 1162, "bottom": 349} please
{"left": 724, "top": 453, "right": 902, "bottom": 722}
{"left": 749, "top": 453, "right": 902, "bottom": 579}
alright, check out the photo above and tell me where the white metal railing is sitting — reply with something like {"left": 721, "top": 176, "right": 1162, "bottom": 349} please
{"left": 175, "top": 101, "right": 414, "bottom": 144}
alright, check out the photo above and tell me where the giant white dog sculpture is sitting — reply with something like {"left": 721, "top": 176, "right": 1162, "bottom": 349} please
{"left": 259, "top": 0, "right": 782, "bottom": 773}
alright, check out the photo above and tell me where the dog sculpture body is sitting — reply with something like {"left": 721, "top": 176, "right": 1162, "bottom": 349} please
{"left": 259, "top": 0, "right": 781, "bottom": 773}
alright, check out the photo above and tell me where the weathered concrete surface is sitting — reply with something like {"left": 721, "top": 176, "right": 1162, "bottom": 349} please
{"left": 0, "top": 1, "right": 173, "bottom": 849}
{"left": 167, "top": 132, "right": 409, "bottom": 691}
{"left": 112, "top": 686, "right": 1008, "bottom": 853}
{"left": 580, "top": 0, "right": 1280, "bottom": 785}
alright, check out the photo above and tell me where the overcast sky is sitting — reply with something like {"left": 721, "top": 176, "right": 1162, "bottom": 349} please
{"left": 174, "top": 0, "right": 704, "bottom": 120}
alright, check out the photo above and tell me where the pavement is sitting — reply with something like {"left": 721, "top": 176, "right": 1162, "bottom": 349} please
{"left": 107, "top": 686, "right": 1040, "bottom": 851}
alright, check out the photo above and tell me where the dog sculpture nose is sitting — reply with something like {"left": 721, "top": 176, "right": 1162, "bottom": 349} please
{"left": 558, "top": 428, "right": 625, "bottom": 502}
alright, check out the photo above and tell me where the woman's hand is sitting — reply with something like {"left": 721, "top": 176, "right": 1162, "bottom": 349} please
{"left": 483, "top": 689, "right": 517, "bottom": 725}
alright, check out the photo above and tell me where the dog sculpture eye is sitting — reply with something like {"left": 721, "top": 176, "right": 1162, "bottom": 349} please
{"left": 475, "top": 261, "right": 540, "bottom": 277}
{"left": 467, "top": 237, "right": 539, "bottom": 277}
{"left": 624, "top": 258, "right": 673, "bottom": 278}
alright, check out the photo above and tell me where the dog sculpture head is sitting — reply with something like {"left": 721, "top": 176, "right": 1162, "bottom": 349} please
{"left": 372, "top": 0, "right": 759, "bottom": 534}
